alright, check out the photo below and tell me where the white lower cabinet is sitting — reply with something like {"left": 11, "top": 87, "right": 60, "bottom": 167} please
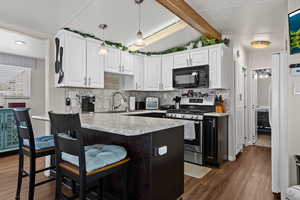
{"left": 144, "top": 56, "right": 161, "bottom": 91}
{"left": 86, "top": 40, "right": 104, "bottom": 88}
{"left": 161, "top": 55, "right": 173, "bottom": 90}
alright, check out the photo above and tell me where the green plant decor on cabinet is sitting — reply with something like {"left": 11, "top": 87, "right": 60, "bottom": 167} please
{"left": 63, "top": 27, "right": 229, "bottom": 56}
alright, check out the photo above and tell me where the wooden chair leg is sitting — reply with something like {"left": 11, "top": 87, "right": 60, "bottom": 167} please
{"left": 71, "top": 180, "right": 77, "bottom": 195}
{"left": 15, "top": 152, "right": 24, "bottom": 200}
{"left": 79, "top": 176, "right": 86, "bottom": 200}
{"left": 55, "top": 168, "right": 62, "bottom": 200}
{"left": 98, "top": 178, "right": 104, "bottom": 200}
{"left": 28, "top": 156, "right": 36, "bottom": 200}
{"left": 122, "top": 166, "right": 128, "bottom": 200}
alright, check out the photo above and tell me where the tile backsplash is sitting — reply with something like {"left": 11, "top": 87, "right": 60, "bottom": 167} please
{"left": 64, "top": 87, "right": 232, "bottom": 113}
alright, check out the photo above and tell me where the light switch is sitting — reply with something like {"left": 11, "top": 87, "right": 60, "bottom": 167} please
{"left": 158, "top": 146, "right": 168, "bottom": 156}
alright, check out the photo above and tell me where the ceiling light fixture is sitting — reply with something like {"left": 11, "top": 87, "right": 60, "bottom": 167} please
{"left": 129, "top": 20, "right": 188, "bottom": 51}
{"left": 15, "top": 40, "right": 26, "bottom": 45}
{"left": 134, "top": 0, "right": 145, "bottom": 47}
{"left": 250, "top": 40, "right": 271, "bottom": 49}
{"left": 98, "top": 24, "right": 108, "bottom": 56}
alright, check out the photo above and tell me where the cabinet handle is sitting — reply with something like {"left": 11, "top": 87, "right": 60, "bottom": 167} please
{"left": 136, "top": 83, "right": 138, "bottom": 89}
{"left": 186, "top": 58, "right": 189, "bottom": 66}
{"left": 190, "top": 57, "right": 193, "bottom": 66}
{"left": 84, "top": 77, "right": 87, "bottom": 85}
{"left": 89, "top": 77, "right": 91, "bottom": 86}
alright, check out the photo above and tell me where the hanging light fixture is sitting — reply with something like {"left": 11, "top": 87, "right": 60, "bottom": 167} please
{"left": 98, "top": 24, "right": 108, "bottom": 55}
{"left": 134, "top": 0, "right": 145, "bottom": 47}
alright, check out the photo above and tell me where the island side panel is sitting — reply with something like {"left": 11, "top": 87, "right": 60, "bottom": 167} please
{"left": 150, "top": 126, "right": 184, "bottom": 200}
{"left": 80, "top": 126, "right": 184, "bottom": 200}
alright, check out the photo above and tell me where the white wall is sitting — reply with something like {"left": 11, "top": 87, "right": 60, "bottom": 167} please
{"left": 248, "top": 50, "right": 272, "bottom": 69}
{"left": 257, "top": 77, "right": 271, "bottom": 107}
{"left": 288, "top": 0, "right": 300, "bottom": 186}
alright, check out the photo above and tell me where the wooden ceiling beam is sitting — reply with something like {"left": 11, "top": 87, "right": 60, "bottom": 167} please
{"left": 156, "top": 0, "right": 221, "bottom": 40}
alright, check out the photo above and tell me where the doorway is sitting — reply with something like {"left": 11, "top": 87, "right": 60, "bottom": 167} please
{"left": 248, "top": 67, "right": 272, "bottom": 148}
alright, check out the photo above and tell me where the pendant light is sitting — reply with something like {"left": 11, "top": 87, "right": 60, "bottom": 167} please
{"left": 134, "top": 0, "right": 145, "bottom": 47}
{"left": 98, "top": 24, "right": 108, "bottom": 55}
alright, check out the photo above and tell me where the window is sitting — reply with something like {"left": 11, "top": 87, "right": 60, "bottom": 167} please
{"left": 0, "top": 64, "right": 31, "bottom": 97}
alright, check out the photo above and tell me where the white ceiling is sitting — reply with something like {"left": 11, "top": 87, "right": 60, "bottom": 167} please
{"left": 186, "top": 0, "right": 287, "bottom": 51}
{"left": 0, "top": 28, "right": 46, "bottom": 59}
{"left": 0, "top": 0, "right": 288, "bottom": 53}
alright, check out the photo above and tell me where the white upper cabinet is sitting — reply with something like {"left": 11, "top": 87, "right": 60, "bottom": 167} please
{"left": 105, "top": 47, "right": 121, "bottom": 73}
{"left": 190, "top": 50, "right": 209, "bottom": 66}
{"left": 161, "top": 55, "right": 174, "bottom": 90}
{"left": 56, "top": 31, "right": 86, "bottom": 87}
{"left": 173, "top": 49, "right": 208, "bottom": 68}
{"left": 144, "top": 56, "right": 161, "bottom": 91}
{"left": 133, "top": 55, "right": 144, "bottom": 90}
{"left": 173, "top": 52, "right": 189, "bottom": 68}
{"left": 121, "top": 51, "right": 133, "bottom": 75}
{"left": 54, "top": 30, "right": 104, "bottom": 88}
{"left": 86, "top": 39, "right": 104, "bottom": 88}
{"left": 209, "top": 45, "right": 231, "bottom": 89}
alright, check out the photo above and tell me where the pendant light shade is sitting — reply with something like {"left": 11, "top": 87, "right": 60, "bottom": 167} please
{"left": 98, "top": 24, "right": 108, "bottom": 55}
{"left": 134, "top": 0, "right": 145, "bottom": 47}
{"left": 98, "top": 42, "right": 108, "bottom": 55}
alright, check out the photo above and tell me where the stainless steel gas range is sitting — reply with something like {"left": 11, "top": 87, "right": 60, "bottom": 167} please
{"left": 166, "top": 96, "right": 215, "bottom": 165}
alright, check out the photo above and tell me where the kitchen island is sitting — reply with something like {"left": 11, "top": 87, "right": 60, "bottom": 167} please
{"left": 33, "top": 111, "right": 186, "bottom": 200}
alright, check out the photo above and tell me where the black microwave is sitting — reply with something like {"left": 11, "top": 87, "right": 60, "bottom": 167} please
{"left": 173, "top": 65, "right": 209, "bottom": 88}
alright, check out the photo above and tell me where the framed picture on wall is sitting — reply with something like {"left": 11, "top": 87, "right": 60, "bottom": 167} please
{"left": 288, "top": 9, "right": 300, "bottom": 55}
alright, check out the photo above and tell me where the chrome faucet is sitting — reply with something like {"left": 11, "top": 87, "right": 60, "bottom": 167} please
{"left": 112, "top": 91, "right": 128, "bottom": 111}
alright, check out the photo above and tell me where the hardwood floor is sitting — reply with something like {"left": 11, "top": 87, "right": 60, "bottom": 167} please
{"left": 184, "top": 146, "right": 273, "bottom": 200}
{"left": 0, "top": 146, "right": 273, "bottom": 200}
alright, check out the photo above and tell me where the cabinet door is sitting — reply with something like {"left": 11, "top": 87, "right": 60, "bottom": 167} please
{"left": 209, "top": 47, "right": 222, "bottom": 88}
{"left": 86, "top": 40, "right": 104, "bottom": 88}
{"left": 105, "top": 47, "right": 121, "bottom": 73}
{"left": 121, "top": 51, "right": 134, "bottom": 75}
{"left": 144, "top": 56, "right": 161, "bottom": 91}
{"left": 173, "top": 53, "right": 189, "bottom": 68}
{"left": 203, "top": 117, "right": 218, "bottom": 165}
{"left": 3, "top": 110, "right": 18, "bottom": 150}
{"left": 64, "top": 33, "right": 87, "bottom": 87}
{"left": 161, "top": 55, "right": 173, "bottom": 90}
{"left": 133, "top": 55, "right": 144, "bottom": 90}
{"left": 190, "top": 49, "right": 209, "bottom": 66}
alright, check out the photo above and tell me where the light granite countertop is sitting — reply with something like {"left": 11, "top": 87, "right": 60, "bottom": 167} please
{"left": 203, "top": 112, "right": 229, "bottom": 117}
{"left": 32, "top": 110, "right": 189, "bottom": 137}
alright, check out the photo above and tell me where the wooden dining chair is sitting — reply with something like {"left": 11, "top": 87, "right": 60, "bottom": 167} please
{"left": 14, "top": 108, "right": 56, "bottom": 200}
{"left": 54, "top": 128, "right": 130, "bottom": 200}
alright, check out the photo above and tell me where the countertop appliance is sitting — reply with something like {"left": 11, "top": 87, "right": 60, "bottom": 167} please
{"left": 166, "top": 96, "right": 215, "bottom": 165}
{"left": 173, "top": 65, "right": 209, "bottom": 89}
{"left": 81, "top": 96, "right": 95, "bottom": 113}
{"left": 145, "top": 97, "right": 159, "bottom": 110}
{"left": 129, "top": 96, "right": 136, "bottom": 111}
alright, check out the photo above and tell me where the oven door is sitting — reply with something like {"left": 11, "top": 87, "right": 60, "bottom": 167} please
{"left": 184, "top": 120, "right": 202, "bottom": 147}
{"left": 173, "top": 65, "right": 209, "bottom": 88}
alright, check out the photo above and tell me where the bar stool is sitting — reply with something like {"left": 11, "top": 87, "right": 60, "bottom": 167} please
{"left": 49, "top": 112, "right": 129, "bottom": 200}
{"left": 14, "top": 108, "right": 56, "bottom": 200}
